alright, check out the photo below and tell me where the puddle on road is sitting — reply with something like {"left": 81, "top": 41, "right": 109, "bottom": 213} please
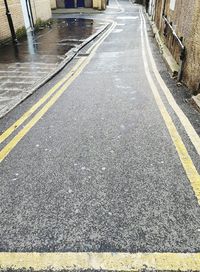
{"left": 0, "top": 18, "right": 101, "bottom": 63}
{"left": 0, "top": 18, "right": 106, "bottom": 117}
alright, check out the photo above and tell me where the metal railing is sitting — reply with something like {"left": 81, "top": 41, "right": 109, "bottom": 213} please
{"left": 163, "top": 15, "right": 186, "bottom": 82}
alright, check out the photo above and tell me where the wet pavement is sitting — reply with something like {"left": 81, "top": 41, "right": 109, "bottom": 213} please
{"left": 0, "top": 18, "right": 107, "bottom": 118}
{"left": 0, "top": 0, "right": 200, "bottom": 270}
{"left": 1, "top": 0, "right": 200, "bottom": 252}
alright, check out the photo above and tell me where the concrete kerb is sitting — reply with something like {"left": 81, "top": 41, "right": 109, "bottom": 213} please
{"left": 52, "top": 8, "right": 103, "bottom": 14}
{"left": 0, "top": 21, "right": 111, "bottom": 119}
{"left": 144, "top": 11, "right": 200, "bottom": 111}
{"left": 145, "top": 13, "right": 179, "bottom": 76}
{"left": 192, "top": 94, "right": 200, "bottom": 112}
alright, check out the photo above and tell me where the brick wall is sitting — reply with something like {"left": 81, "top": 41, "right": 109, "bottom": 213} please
{"left": 184, "top": 1, "right": 200, "bottom": 92}
{"left": 154, "top": 0, "right": 163, "bottom": 30}
{"left": 154, "top": 0, "right": 200, "bottom": 93}
{"left": 0, "top": 0, "right": 52, "bottom": 43}
{"left": 0, "top": 0, "right": 24, "bottom": 41}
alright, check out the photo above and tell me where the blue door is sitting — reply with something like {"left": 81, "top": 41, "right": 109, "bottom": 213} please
{"left": 77, "top": 0, "right": 84, "bottom": 7}
{"left": 65, "top": 0, "right": 75, "bottom": 8}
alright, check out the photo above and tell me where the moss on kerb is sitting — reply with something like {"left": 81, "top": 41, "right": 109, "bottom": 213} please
{"left": 34, "top": 18, "right": 54, "bottom": 31}
{"left": 16, "top": 26, "right": 27, "bottom": 39}
{"left": 0, "top": 18, "right": 54, "bottom": 47}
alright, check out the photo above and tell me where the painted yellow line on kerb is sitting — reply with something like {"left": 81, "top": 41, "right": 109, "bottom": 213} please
{"left": 0, "top": 21, "right": 116, "bottom": 162}
{"left": 140, "top": 11, "right": 200, "bottom": 204}
{"left": 141, "top": 11, "right": 200, "bottom": 157}
{"left": 0, "top": 57, "right": 86, "bottom": 145}
{"left": 0, "top": 252, "right": 200, "bottom": 271}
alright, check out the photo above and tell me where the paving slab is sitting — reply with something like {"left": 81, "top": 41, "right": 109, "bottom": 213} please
{"left": 0, "top": 18, "right": 107, "bottom": 118}
{"left": 192, "top": 94, "right": 200, "bottom": 111}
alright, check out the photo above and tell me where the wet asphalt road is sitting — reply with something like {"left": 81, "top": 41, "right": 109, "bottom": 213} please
{"left": 0, "top": 0, "right": 200, "bottom": 255}
{"left": 0, "top": 18, "right": 105, "bottom": 118}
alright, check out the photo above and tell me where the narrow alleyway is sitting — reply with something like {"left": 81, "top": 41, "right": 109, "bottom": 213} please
{"left": 0, "top": 0, "right": 200, "bottom": 270}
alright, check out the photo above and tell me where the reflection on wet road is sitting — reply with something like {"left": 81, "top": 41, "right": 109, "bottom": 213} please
{"left": 0, "top": 18, "right": 105, "bottom": 117}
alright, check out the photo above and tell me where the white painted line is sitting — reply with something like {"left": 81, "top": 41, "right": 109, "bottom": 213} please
{"left": 117, "top": 16, "right": 139, "bottom": 19}
{"left": 0, "top": 70, "right": 47, "bottom": 74}
{"left": 14, "top": 82, "right": 36, "bottom": 84}
{"left": 1, "top": 88, "right": 22, "bottom": 92}
{"left": 9, "top": 66, "right": 54, "bottom": 71}
{"left": 14, "top": 62, "right": 56, "bottom": 66}
{"left": 112, "top": 29, "right": 123, "bottom": 33}
{"left": 0, "top": 76, "right": 40, "bottom": 79}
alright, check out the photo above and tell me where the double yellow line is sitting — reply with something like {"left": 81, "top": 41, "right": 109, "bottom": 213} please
{"left": 140, "top": 9, "right": 200, "bottom": 205}
{"left": 0, "top": 252, "right": 200, "bottom": 271}
{"left": 0, "top": 21, "right": 116, "bottom": 163}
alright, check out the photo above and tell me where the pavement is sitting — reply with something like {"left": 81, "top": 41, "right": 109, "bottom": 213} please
{"left": 149, "top": 20, "right": 180, "bottom": 76}
{"left": 193, "top": 94, "right": 200, "bottom": 111}
{"left": 148, "top": 17, "right": 200, "bottom": 112}
{"left": 52, "top": 8, "right": 102, "bottom": 14}
{"left": 0, "top": 18, "right": 108, "bottom": 118}
{"left": 0, "top": 0, "right": 200, "bottom": 271}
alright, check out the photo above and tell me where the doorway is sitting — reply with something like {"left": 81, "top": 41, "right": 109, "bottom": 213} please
{"left": 65, "top": 0, "right": 75, "bottom": 8}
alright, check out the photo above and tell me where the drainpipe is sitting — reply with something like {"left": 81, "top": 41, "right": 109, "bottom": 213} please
{"left": 163, "top": 16, "right": 186, "bottom": 82}
{"left": 28, "top": 0, "right": 35, "bottom": 29}
{"left": 4, "top": 0, "right": 18, "bottom": 44}
{"left": 177, "top": 37, "right": 186, "bottom": 82}
{"left": 25, "top": 0, "right": 35, "bottom": 29}
{"left": 162, "top": 0, "right": 166, "bottom": 16}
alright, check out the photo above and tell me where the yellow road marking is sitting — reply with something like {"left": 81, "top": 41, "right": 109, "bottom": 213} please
{"left": 141, "top": 11, "right": 200, "bottom": 157}
{"left": 0, "top": 10, "right": 199, "bottom": 272}
{"left": 140, "top": 11, "right": 200, "bottom": 204}
{"left": 0, "top": 21, "right": 116, "bottom": 162}
{"left": 0, "top": 58, "right": 86, "bottom": 145}
{"left": 0, "top": 57, "right": 86, "bottom": 162}
{"left": 0, "top": 21, "right": 114, "bottom": 145}
{"left": 0, "top": 252, "right": 200, "bottom": 271}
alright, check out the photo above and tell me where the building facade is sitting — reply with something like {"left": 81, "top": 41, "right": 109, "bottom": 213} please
{"left": 56, "top": 0, "right": 106, "bottom": 9}
{"left": 0, "top": 0, "right": 52, "bottom": 43}
{"left": 150, "top": 0, "right": 200, "bottom": 93}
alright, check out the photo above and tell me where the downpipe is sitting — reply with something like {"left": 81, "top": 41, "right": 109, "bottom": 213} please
{"left": 4, "top": 0, "right": 18, "bottom": 44}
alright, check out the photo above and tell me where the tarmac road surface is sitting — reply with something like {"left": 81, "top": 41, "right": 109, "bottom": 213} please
{"left": 0, "top": 0, "right": 200, "bottom": 271}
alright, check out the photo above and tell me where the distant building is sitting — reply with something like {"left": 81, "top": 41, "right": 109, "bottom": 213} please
{"left": 0, "top": 0, "right": 52, "bottom": 44}
{"left": 56, "top": 0, "right": 106, "bottom": 10}
{"left": 150, "top": 0, "right": 200, "bottom": 93}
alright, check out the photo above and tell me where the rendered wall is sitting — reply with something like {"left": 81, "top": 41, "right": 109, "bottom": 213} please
{"left": 30, "top": 0, "right": 52, "bottom": 23}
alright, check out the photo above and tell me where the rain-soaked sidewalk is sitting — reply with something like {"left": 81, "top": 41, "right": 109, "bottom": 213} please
{"left": 0, "top": 18, "right": 107, "bottom": 118}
